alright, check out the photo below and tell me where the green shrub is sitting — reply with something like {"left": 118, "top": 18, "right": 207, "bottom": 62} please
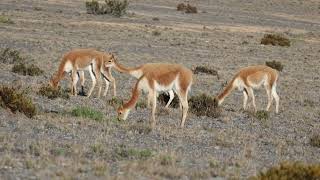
{"left": 0, "top": 86, "right": 36, "bottom": 118}
{"left": 0, "top": 15, "right": 14, "bottom": 24}
{"left": 310, "top": 135, "right": 320, "bottom": 148}
{"left": 261, "top": 34, "right": 290, "bottom": 47}
{"left": 160, "top": 155, "right": 174, "bottom": 166}
{"left": 266, "top": 60, "right": 284, "bottom": 72}
{"left": 255, "top": 110, "right": 269, "bottom": 120}
{"left": 71, "top": 106, "right": 104, "bottom": 122}
{"left": 12, "top": 63, "right": 44, "bottom": 76}
{"left": 0, "top": 48, "right": 24, "bottom": 64}
{"left": 85, "top": 0, "right": 128, "bottom": 17}
{"left": 250, "top": 162, "right": 320, "bottom": 180}
{"left": 38, "top": 84, "right": 69, "bottom": 99}
{"left": 115, "top": 144, "right": 153, "bottom": 160}
{"left": 193, "top": 66, "right": 219, "bottom": 76}
{"left": 189, "top": 93, "right": 221, "bottom": 117}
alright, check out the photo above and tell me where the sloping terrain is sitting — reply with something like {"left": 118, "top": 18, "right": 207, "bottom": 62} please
{"left": 0, "top": 0, "right": 319, "bottom": 179}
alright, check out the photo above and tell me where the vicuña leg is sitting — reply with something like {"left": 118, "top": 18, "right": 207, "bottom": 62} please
{"left": 243, "top": 90, "right": 248, "bottom": 110}
{"left": 95, "top": 68, "right": 102, "bottom": 98}
{"left": 265, "top": 85, "right": 273, "bottom": 111}
{"left": 248, "top": 88, "right": 257, "bottom": 113}
{"left": 87, "top": 66, "right": 96, "bottom": 97}
{"left": 271, "top": 84, "right": 280, "bottom": 113}
{"left": 71, "top": 70, "right": 78, "bottom": 96}
{"left": 102, "top": 75, "right": 110, "bottom": 97}
{"left": 179, "top": 90, "right": 189, "bottom": 128}
{"left": 78, "top": 71, "right": 86, "bottom": 96}
{"left": 150, "top": 90, "right": 157, "bottom": 128}
{"left": 165, "top": 90, "right": 174, "bottom": 108}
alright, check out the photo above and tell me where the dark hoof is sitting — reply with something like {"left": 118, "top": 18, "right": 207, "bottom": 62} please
{"left": 78, "top": 91, "right": 87, "bottom": 96}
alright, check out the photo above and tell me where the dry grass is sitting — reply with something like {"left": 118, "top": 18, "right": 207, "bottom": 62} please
{"left": 189, "top": 93, "right": 221, "bottom": 117}
{"left": 0, "top": 86, "right": 36, "bottom": 118}
{"left": 12, "top": 63, "right": 44, "bottom": 76}
{"left": 85, "top": 0, "right": 128, "bottom": 17}
{"left": 0, "top": 48, "right": 24, "bottom": 64}
{"left": 310, "top": 135, "right": 320, "bottom": 148}
{"left": 177, "top": 3, "right": 197, "bottom": 13}
{"left": 265, "top": 60, "right": 284, "bottom": 72}
{"left": 38, "top": 84, "right": 70, "bottom": 99}
{"left": 250, "top": 162, "right": 320, "bottom": 180}
{"left": 261, "top": 34, "right": 290, "bottom": 47}
{"left": 193, "top": 66, "right": 219, "bottom": 77}
{"left": 158, "top": 93, "right": 180, "bottom": 108}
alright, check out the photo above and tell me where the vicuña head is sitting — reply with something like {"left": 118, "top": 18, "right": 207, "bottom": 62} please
{"left": 215, "top": 65, "right": 280, "bottom": 113}
{"left": 103, "top": 53, "right": 117, "bottom": 68}
{"left": 117, "top": 105, "right": 131, "bottom": 121}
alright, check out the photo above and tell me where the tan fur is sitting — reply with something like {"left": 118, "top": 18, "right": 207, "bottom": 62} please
{"left": 215, "top": 65, "right": 280, "bottom": 113}
{"left": 50, "top": 49, "right": 117, "bottom": 97}
{"left": 117, "top": 63, "right": 193, "bottom": 128}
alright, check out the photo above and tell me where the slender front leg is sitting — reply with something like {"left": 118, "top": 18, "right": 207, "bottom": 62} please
{"left": 165, "top": 90, "right": 174, "bottom": 108}
{"left": 71, "top": 70, "right": 78, "bottom": 96}
{"left": 265, "top": 85, "right": 273, "bottom": 111}
{"left": 248, "top": 88, "right": 257, "bottom": 113}
{"left": 243, "top": 90, "right": 248, "bottom": 110}
{"left": 78, "top": 71, "right": 86, "bottom": 96}
{"left": 87, "top": 65, "right": 96, "bottom": 98}
{"left": 150, "top": 90, "right": 157, "bottom": 128}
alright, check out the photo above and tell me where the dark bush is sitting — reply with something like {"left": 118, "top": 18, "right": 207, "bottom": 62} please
{"left": 38, "top": 84, "right": 69, "bottom": 99}
{"left": 261, "top": 34, "right": 290, "bottom": 47}
{"left": 310, "top": 135, "right": 320, "bottom": 148}
{"left": 250, "top": 162, "right": 320, "bottom": 180}
{"left": 193, "top": 66, "right": 219, "bottom": 76}
{"left": 0, "top": 86, "right": 36, "bottom": 118}
{"left": 255, "top": 110, "right": 269, "bottom": 120}
{"left": 85, "top": 0, "right": 128, "bottom": 17}
{"left": 266, "top": 60, "right": 284, "bottom": 72}
{"left": 189, "top": 93, "right": 221, "bottom": 117}
{"left": 0, "top": 48, "right": 24, "bottom": 64}
{"left": 177, "top": 3, "right": 197, "bottom": 13}
{"left": 12, "top": 63, "right": 44, "bottom": 76}
{"left": 158, "top": 93, "right": 180, "bottom": 108}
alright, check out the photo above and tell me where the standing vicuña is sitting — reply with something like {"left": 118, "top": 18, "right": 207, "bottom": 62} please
{"left": 50, "top": 49, "right": 116, "bottom": 97}
{"left": 104, "top": 58, "right": 175, "bottom": 108}
{"left": 214, "top": 65, "right": 280, "bottom": 113}
{"left": 114, "top": 63, "right": 193, "bottom": 128}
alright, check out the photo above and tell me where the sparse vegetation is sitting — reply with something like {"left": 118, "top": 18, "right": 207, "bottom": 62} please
{"left": 128, "top": 123, "right": 152, "bottom": 134}
{"left": 0, "top": 15, "right": 14, "bottom": 24}
{"left": 0, "top": 86, "right": 36, "bottom": 118}
{"left": 250, "top": 162, "right": 320, "bottom": 180}
{"left": 107, "top": 96, "right": 123, "bottom": 107}
{"left": 176, "top": 3, "right": 197, "bottom": 13}
{"left": 38, "top": 84, "right": 69, "bottom": 99}
{"left": 12, "top": 63, "right": 44, "bottom": 76}
{"left": 158, "top": 93, "right": 180, "bottom": 108}
{"left": 0, "top": 48, "right": 24, "bottom": 64}
{"left": 71, "top": 106, "right": 104, "bottom": 122}
{"left": 261, "top": 34, "right": 290, "bottom": 47}
{"left": 152, "top": 30, "right": 161, "bottom": 36}
{"left": 85, "top": 0, "right": 128, "bottom": 17}
{"left": 266, "top": 60, "right": 284, "bottom": 72}
{"left": 115, "top": 144, "right": 153, "bottom": 160}
{"left": 159, "top": 155, "right": 174, "bottom": 166}
{"left": 255, "top": 110, "right": 269, "bottom": 120}
{"left": 310, "top": 134, "right": 320, "bottom": 148}
{"left": 135, "top": 100, "right": 147, "bottom": 109}
{"left": 193, "top": 66, "right": 219, "bottom": 77}
{"left": 189, "top": 93, "right": 221, "bottom": 117}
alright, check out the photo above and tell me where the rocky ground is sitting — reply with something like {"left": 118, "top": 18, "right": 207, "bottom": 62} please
{"left": 0, "top": 0, "right": 319, "bottom": 179}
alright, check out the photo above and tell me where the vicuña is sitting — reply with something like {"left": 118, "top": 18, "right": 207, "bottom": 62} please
{"left": 214, "top": 65, "right": 280, "bottom": 113}
{"left": 113, "top": 63, "right": 193, "bottom": 128}
{"left": 50, "top": 48, "right": 116, "bottom": 97}
{"left": 105, "top": 58, "right": 176, "bottom": 108}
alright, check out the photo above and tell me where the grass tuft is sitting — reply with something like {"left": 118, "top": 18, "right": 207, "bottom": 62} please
{"left": 310, "top": 134, "right": 320, "bottom": 148}
{"left": 86, "top": 0, "right": 128, "bottom": 17}
{"left": 189, "top": 93, "right": 221, "bottom": 117}
{"left": 12, "top": 63, "right": 44, "bottom": 76}
{"left": 255, "top": 110, "right": 269, "bottom": 120}
{"left": 193, "top": 66, "right": 219, "bottom": 76}
{"left": 266, "top": 60, "right": 284, "bottom": 72}
{"left": 71, "top": 106, "right": 104, "bottom": 122}
{"left": 115, "top": 144, "right": 153, "bottom": 160}
{"left": 177, "top": 3, "right": 197, "bottom": 13}
{"left": 261, "top": 34, "right": 290, "bottom": 47}
{"left": 0, "top": 15, "right": 14, "bottom": 24}
{"left": 38, "top": 84, "right": 69, "bottom": 99}
{"left": 0, "top": 48, "right": 24, "bottom": 64}
{"left": 250, "top": 162, "right": 320, "bottom": 180}
{"left": 0, "top": 86, "right": 36, "bottom": 118}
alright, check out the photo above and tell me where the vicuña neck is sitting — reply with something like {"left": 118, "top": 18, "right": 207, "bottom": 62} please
{"left": 123, "top": 80, "right": 141, "bottom": 110}
{"left": 217, "top": 77, "right": 236, "bottom": 104}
